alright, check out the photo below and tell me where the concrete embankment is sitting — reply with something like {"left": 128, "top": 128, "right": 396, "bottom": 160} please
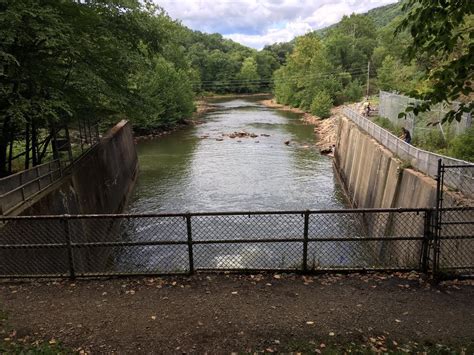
{"left": 334, "top": 115, "right": 460, "bottom": 209}
{"left": 0, "top": 120, "right": 139, "bottom": 276}
{"left": 14, "top": 120, "right": 138, "bottom": 216}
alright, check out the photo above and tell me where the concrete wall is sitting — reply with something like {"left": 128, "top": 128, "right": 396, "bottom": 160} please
{"left": 14, "top": 120, "right": 138, "bottom": 216}
{"left": 333, "top": 116, "right": 467, "bottom": 267}
{"left": 334, "top": 116, "right": 456, "bottom": 209}
{"left": 0, "top": 120, "right": 139, "bottom": 276}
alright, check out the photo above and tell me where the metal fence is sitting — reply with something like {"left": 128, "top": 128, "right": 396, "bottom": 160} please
{"left": 0, "top": 208, "right": 472, "bottom": 278}
{"left": 0, "top": 160, "right": 62, "bottom": 215}
{"left": 432, "top": 163, "right": 474, "bottom": 273}
{"left": 378, "top": 91, "right": 472, "bottom": 139}
{"left": 343, "top": 107, "right": 474, "bottom": 197}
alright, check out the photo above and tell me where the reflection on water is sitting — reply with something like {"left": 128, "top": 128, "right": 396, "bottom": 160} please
{"left": 115, "top": 98, "right": 360, "bottom": 272}
{"left": 129, "top": 98, "right": 347, "bottom": 213}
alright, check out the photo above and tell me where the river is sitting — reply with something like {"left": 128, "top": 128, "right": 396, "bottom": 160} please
{"left": 128, "top": 97, "right": 347, "bottom": 212}
{"left": 113, "top": 98, "right": 360, "bottom": 273}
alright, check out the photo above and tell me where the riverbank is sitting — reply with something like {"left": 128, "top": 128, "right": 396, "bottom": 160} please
{"left": 134, "top": 100, "right": 218, "bottom": 142}
{"left": 260, "top": 99, "right": 340, "bottom": 150}
{"left": 1, "top": 273, "right": 472, "bottom": 353}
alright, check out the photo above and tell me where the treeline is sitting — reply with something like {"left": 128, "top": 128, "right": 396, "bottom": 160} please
{"left": 273, "top": 9, "right": 414, "bottom": 118}
{"left": 0, "top": 0, "right": 284, "bottom": 175}
{"left": 180, "top": 31, "right": 288, "bottom": 94}
{"left": 273, "top": 1, "right": 473, "bottom": 119}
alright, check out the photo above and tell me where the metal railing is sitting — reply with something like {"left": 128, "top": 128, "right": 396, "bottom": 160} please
{"left": 0, "top": 160, "right": 62, "bottom": 215}
{"left": 343, "top": 107, "right": 474, "bottom": 197}
{"left": 0, "top": 207, "right": 472, "bottom": 278}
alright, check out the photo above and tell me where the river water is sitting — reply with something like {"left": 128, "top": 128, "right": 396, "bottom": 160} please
{"left": 128, "top": 98, "right": 347, "bottom": 212}
{"left": 112, "top": 98, "right": 368, "bottom": 273}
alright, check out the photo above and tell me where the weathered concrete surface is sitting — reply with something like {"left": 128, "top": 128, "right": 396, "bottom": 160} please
{"left": 0, "top": 121, "right": 138, "bottom": 276}
{"left": 334, "top": 117, "right": 472, "bottom": 266}
{"left": 334, "top": 116, "right": 459, "bottom": 209}
{"left": 11, "top": 120, "right": 138, "bottom": 216}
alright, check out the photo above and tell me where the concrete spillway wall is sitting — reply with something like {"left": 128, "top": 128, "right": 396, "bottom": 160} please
{"left": 335, "top": 116, "right": 448, "bottom": 209}
{"left": 16, "top": 120, "right": 138, "bottom": 216}
{"left": 0, "top": 120, "right": 139, "bottom": 276}
{"left": 333, "top": 116, "right": 466, "bottom": 268}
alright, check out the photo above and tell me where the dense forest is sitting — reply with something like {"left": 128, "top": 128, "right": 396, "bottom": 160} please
{"left": 0, "top": 0, "right": 284, "bottom": 176}
{"left": 273, "top": 1, "right": 456, "bottom": 117}
{"left": 273, "top": 1, "right": 473, "bottom": 119}
{"left": 1, "top": 0, "right": 473, "bottom": 175}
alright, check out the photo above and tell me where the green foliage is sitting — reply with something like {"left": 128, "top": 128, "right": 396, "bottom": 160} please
{"left": 274, "top": 14, "right": 376, "bottom": 113}
{"left": 236, "top": 57, "right": 260, "bottom": 93}
{"left": 371, "top": 116, "right": 401, "bottom": 136}
{"left": 448, "top": 127, "right": 474, "bottom": 162}
{"left": 396, "top": 0, "right": 474, "bottom": 122}
{"left": 263, "top": 42, "right": 294, "bottom": 65}
{"left": 412, "top": 130, "right": 448, "bottom": 153}
{"left": 341, "top": 80, "right": 364, "bottom": 103}
{"left": 310, "top": 91, "right": 333, "bottom": 118}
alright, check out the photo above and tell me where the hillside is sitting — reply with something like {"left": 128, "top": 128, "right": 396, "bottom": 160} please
{"left": 314, "top": 1, "right": 402, "bottom": 37}
{"left": 365, "top": 2, "right": 403, "bottom": 28}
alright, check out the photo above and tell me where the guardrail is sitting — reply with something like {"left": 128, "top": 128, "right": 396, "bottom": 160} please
{"left": 343, "top": 107, "right": 474, "bottom": 197}
{"left": 0, "top": 207, "right": 472, "bottom": 278}
{"left": 0, "top": 160, "right": 62, "bottom": 215}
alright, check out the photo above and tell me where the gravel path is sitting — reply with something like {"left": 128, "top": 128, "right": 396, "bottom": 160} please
{"left": 0, "top": 272, "right": 473, "bottom": 353}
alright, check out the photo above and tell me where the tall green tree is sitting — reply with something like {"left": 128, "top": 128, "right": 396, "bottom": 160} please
{"left": 236, "top": 57, "right": 260, "bottom": 93}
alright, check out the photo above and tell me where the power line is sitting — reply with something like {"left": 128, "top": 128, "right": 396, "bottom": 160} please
{"left": 192, "top": 69, "right": 369, "bottom": 88}
{"left": 193, "top": 67, "right": 371, "bottom": 85}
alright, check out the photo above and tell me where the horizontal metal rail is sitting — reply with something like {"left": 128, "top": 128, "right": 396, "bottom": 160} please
{"left": 0, "top": 168, "right": 62, "bottom": 198}
{"left": 0, "top": 207, "right": 437, "bottom": 220}
{"left": 0, "top": 207, "right": 471, "bottom": 279}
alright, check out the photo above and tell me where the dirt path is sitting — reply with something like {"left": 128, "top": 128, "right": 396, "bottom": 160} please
{"left": 1, "top": 273, "right": 473, "bottom": 353}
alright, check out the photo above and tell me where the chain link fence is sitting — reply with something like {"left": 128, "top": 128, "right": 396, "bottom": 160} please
{"left": 433, "top": 164, "right": 474, "bottom": 274}
{"left": 379, "top": 91, "right": 472, "bottom": 139}
{"left": 1, "top": 208, "right": 471, "bottom": 278}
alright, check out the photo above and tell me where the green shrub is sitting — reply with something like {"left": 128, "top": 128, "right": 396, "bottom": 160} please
{"left": 412, "top": 129, "right": 447, "bottom": 152}
{"left": 310, "top": 91, "right": 333, "bottom": 118}
{"left": 341, "top": 79, "right": 364, "bottom": 103}
{"left": 371, "top": 116, "right": 401, "bottom": 135}
{"left": 447, "top": 127, "right": 474, "bottom": 162}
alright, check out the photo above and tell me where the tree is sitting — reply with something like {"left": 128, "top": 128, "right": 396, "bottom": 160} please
{"left": 255, "top": 50, "right": 280, "bottom": 91}
{"left": 311, "top": 91, "right": 333, "bottom": 118}
{"left": 236, "top": 57, "right": 260, "bottom": 93}
{"left": 0, "top": 0, "right": 195, "bottom": 175}
{"left": 396, "top": 0, "right": 474, "bottom": 122}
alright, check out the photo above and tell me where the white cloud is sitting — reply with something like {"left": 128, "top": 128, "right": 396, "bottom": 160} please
{"left": 155, "top": 0, "right": 399, "bottom": 49}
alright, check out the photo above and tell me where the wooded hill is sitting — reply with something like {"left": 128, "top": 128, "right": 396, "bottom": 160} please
{"left": 1, "top": 0, "right": 472, "bottom": 175}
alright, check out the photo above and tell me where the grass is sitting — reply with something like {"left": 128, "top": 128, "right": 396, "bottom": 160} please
{"left": 0, "top": 307, "right": 70, "bottom": 354}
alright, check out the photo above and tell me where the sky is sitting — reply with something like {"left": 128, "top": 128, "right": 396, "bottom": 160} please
{"left": 154, "top": 0, "right": 399, "bottom": 49}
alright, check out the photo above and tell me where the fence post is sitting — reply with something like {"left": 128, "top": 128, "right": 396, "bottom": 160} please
{"left": 421, "top": 209, "right": 433, "bottom": 273}
{"left": 63, "top": 215, "right": 75, "bottom": 280}
{"left": 432, "top": 159, "right": 444, "bottom": 277}
{"left": 302, "top": 210, "right": 309, "bottom": 272}
{"left": 186, "top": 214, "right": 194, "bottom": 275}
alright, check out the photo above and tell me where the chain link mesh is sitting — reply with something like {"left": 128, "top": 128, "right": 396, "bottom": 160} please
{"left": 0, "top": 218, "right": 69, "bottom": 276}
{"left": 438, "top": 208, "right": 474, "bottom": 271}
{"left": 0, "top": 208, "right": 472, "bottom": 277}
{"left": 442, "top": 165, "right": 474, "bottom": 201}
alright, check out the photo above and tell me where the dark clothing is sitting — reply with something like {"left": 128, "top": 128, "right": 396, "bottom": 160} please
{"left": 402, "top": 129, "right": 411, "bottom": 144}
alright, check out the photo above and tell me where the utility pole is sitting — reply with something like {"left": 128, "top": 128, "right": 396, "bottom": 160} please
{"left": 366, "top": 61, "right": 370, "bottom": 98}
